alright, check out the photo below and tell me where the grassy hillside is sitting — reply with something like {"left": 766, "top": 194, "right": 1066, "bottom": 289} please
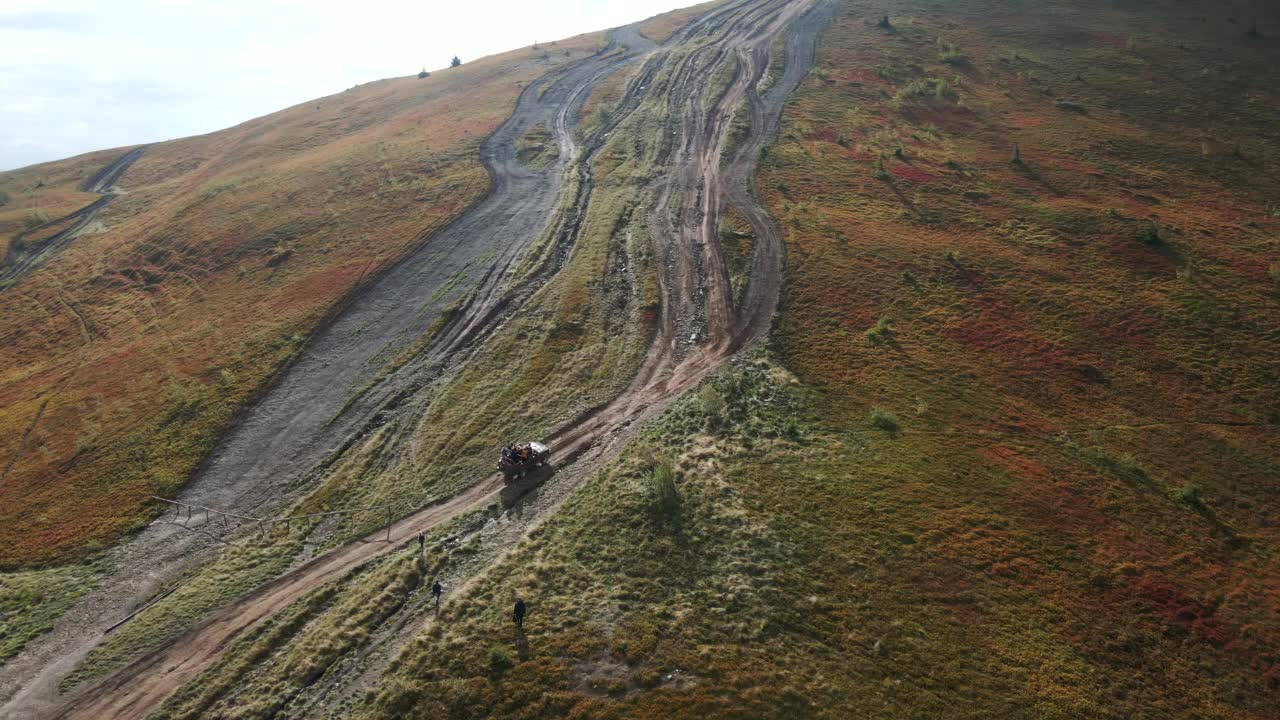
{"left": 0, "top": 154, "right": 109, "bottom": 252}
{"left": 637, "top": 0, "right": 724, "bottom": 43}
{"left": 352, "top": 0, "right": 1279, "bottom": 717}
{"left": 752, "top": 1, "right": 1280, "bottom": 712}
{"left": 5, "top": 0, "right": 1277, "bottom": 716}
{"left": 17, "top": 4, "right": 730, "bottom": 690}
{"left": 0, "top": 35, "right": 603, "bottom": 568}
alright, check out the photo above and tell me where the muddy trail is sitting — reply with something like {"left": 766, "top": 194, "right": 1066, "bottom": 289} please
{"left": 15, "top": 1, "right": 836, "bottom": 717}
{"left": 0, "top": 28, "right": 652, "bottom": 719}
{"left": 0, "top": 147, "right": 145, "bottom": 291}
{"left": 551, "top": 0, "right": 835, "bottom": 467}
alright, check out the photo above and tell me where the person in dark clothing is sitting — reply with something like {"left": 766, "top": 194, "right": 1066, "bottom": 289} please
{"left": 513, "top": 598, "right": 527, "bottom": 628}
{"left": 417, "top": 531, "right": 425, "bottom": 552}
{"left": 431, "top": 580, "right": 443, "bottom": 609}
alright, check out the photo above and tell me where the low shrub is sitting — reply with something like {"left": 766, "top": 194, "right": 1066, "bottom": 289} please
{"left": 892, "top": 77, "right": 953, "bottom": 109}
{"left": 488, "top": 645, "right": 512, "bottom": 675}
{"left": 23, "top": 210, "right": 50, "bottom": 230}
{"left": 1174, "top": 483, "right": 1203, "bottom": 507}
{"left": 782, "top": 417, "right": 803, "bottom": 440}
{"left": 1137, "top": 222, "right": 1163, "bottom": 247}
{"left": 645, "top": 460, "right": 681, "bottom": 523}
{"left": 938, "top": 42, "right": 967, "bottom": 65}
{"left": 865, "top": 316, "right": 894, "bottom": 344}
{"left": 698, "top": 383, "right": 726, "bottom": 423}
{"left": 873, "top": 155, "right": 889, "bottom": 180}
{"left": 869, "top": 407, "right": 899, "bottom": 432}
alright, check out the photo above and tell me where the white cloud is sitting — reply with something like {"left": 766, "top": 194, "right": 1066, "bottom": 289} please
{"left": 0, "top": 0, "right": 693, "bottom": 170}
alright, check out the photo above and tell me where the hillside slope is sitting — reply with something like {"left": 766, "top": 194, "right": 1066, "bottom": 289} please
{"left": 355, "top": 0, "right": 1277, "bottom": 717}
{"left": 1, "top": 0, "right": 1277, "bottom": 718}
{"left": 0, "top": 34, "right": 604, "bottom": 568}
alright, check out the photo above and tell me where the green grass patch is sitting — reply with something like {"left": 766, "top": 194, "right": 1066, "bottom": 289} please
{"left": 868, "top": 406, "right": 899, "bottom": 432}
{"left": 0, "top": 559, "right": 104, "bottom": 663}
{"left": 515, "top": 123, "right": 559, "bottom": 170}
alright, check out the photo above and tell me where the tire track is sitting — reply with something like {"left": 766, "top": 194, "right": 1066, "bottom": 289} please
{"left": 0, "top": 147, "right": 145, "bottom": 292}
{"left": 0, "top": 33, "right": 652, "bottom": 720}
{"left": 47, "top": 2, "right": 835, "bottom": 717}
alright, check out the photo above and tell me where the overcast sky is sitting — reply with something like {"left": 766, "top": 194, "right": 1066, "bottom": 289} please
{"left": 0, "top": 0, "right": 694, "bottom": 171}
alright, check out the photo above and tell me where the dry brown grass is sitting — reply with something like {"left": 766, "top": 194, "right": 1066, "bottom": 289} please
{"left": 637, "top": 0, "right": 727, "bottom": 44}
{"left": 0, "top": 33, "right": 604, "bottom": 568}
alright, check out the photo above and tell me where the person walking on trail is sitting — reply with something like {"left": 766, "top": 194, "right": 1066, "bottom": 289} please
{"left": 431, "top": 580, "right": 443, "bottom": 609}
{"left": 513, "top": 598, "right": 527, "bottom": 629}
{"left": 417, "top": 531, "right": 425, "bottom": 553}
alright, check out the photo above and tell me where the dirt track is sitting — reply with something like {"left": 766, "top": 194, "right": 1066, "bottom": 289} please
{"left": 0, "top": 29, "right": 653, "bottom": 720}
{"left": 21, "top": 1, "right": 836, "bottom": 717}
{"left": 0, "top": 147, "right": 145, "bottom": 291}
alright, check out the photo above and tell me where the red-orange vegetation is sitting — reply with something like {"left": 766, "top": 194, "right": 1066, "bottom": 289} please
{"left": 0, "top": 34, "right": 604, "bottom": 567}
{"left": 757, "top": 0, "right": 1280, "bottom": 715}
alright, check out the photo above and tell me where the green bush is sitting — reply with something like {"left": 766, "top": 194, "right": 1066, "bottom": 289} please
{"left": 893, "top": 77, "right": 953, "bottom": 109}
{"left": 23, "top": 210, "right": 50, "bottom": 230}
{"left": 697, "top": 383, "right": 726, "bottom": 421}
{"left": 873, "top": 155, "right": 889, "bottom": 180}
{"left": 938, "top": 42, "right": 967, "bottom": 65}
{"left": 0, "top": 189, "right": 10, "bottom": 206}
{"left": 865, "top": 316, "right": 894, "bottom": 344}
{"left": 645, "top": 460, "right": 681, "bottom": 523}
{"left": 783, "top": 417, "right": 803, "bottom": 440}
{"left": 1174, "top": 483, "right": 1203, "bottom": 507}
{"left": 1137, "top": 222, "right": 1163, "bottom": 247}
{"left": 869, "top": 407, "right": 899, "bottom": 433}
{"left": 488, "top": 645, "right": 512, "bottom": 674}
